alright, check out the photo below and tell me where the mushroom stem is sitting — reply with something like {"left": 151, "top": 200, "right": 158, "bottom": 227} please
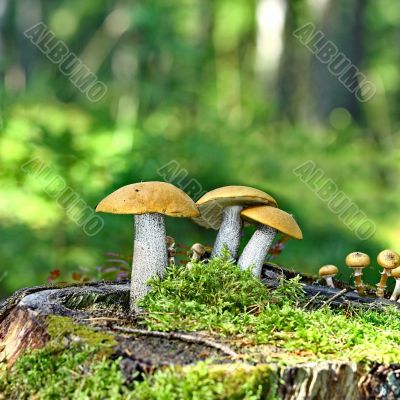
{"left": 391, "top": 280, "right": 400, "bottom": 301}
{"left": 352, "top": 269, "right": 365, "bottom": 295}
{"left": 211, "top": 205, "right": 243, "bottom": 259}
{"left": 324, "top": 276, "right": 335, "bottom": 288}
{"left": 130, "top": 213, "right": 168, "bottom": 311}
{"left": 376, "top": 270, "right": 390, "bottom": 298}
{"left": 191, "top": 252, "right": 201, "bottom": 262}
{"left": 238, "top": 225, "right": 277, "bottom": 277}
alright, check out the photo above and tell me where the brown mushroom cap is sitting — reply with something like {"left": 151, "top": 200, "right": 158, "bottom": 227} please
{"left": 391, "top": 266, "right": 400, "bottom": 279}
{"left": 193, "top": 185, "right": 277, "bottom": 229}
{"left": 240, "top": 206, "right": 303, "bottom": 240}
{"left": 96, "top": 181, "right": 200, "bottom": 217}
{"left": 377, "top": 249, "right": 400, "bottom": 270}
{"left": 319, "top": 265, "right": 339, "bottom": 277}
{"left": 345, "top": 252, "right": 370, "bottom": 269}
{"left": 191, "top": 243, "right": 205, "bottom": 255}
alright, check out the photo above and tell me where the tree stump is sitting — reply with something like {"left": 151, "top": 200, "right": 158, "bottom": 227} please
{"left": 1, "top": 269, "right": 400, "bottom": 399}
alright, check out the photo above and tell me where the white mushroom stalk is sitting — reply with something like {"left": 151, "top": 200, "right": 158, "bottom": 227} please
{"left": 238, "top": 225, "right": 277, "bottom": 277}
{"left": 391, "top": 280, "right": 400, "bottom": 301}
{"left": 237, "top": 206, "right": 302, "bottom": 278}
{"left": 390, "top": 267, "right": 400, "bottom": 301}
{"left": 131, "top": 213, "right": 168, "bottom": 309}
{"left": 352, "top": 268, "right": 365, "bottom": 292}
{"left": 324, "top": 275, "right": 335, "bottom": 288}
{"left": 211, "top": 205, "right": 243, "bottom": 259}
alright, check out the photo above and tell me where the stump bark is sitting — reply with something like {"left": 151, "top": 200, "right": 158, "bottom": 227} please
{"left": 1, "top": 269, "right": 400, "bottom": 399}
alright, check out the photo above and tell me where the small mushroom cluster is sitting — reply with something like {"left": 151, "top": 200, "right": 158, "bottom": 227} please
{"left": 318, "top": 249, "right": 400, "bottom": 302}
{"left": 97, "top": 183, "right": 302, "bottom": 312}
{"left": 193, "top": 186, "right": 302, "bottom": 276}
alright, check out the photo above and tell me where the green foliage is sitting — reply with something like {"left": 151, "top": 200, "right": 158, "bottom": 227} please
{"left": 2, "top": 0, "right": 400, "bottom": 298}
{"left": 0, "top": 345, "right": 130, "bottom": 399}
{"left": 5, "top": 260, "right": 400, "bottom": 397}
{"left": 46, "top": 315, "right": 117, "bottom": 349}
{"left": 140, "top": 258, "right": 400, "bottom": 363}
{"left": 0, "top": 351, "right": 278, "bottom": 400}
{"left": 131, "top": 362, "right": 278, "bottom": 400}
{"left": 139, "top": 255, "right": 280, "bottom": 332}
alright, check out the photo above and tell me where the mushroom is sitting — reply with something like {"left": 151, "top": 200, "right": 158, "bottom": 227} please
{"left": 187, "top": 243, "right": 206, "bottom": 270}
{"left": 389, "top": 266, "right": 400, "bottom": 301}
{"left": 96, "top": 181, "right": 199, "bottom": 311}
{"left": 166, "top": 236, "right": 176, "bottom": 265}
{"left": 318, "top": 265, "right": 339, "bottom": 288}
{"left": 345, "top": 252, "right": 370, "bottom": 295}
{"left": 237, "top": 206, "right": 303, "bottom": 277}
{"left": 193, "top": 186, "right": 277, "bottom": 259}
{"left": 376, "top": 249, "right": 400, "bottom": 298}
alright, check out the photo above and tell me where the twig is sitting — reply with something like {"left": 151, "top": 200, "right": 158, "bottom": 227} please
{"left": 318, "top": 289, "right": 348, "bottom": 309}
{"left": 82, "top": 317, "right": 125, "bottom": 322}
{"left": 303, "top": 291, "right": 322, "bottom": 309}
{"left": 111, "top": 325, "right": 238, "bottom": 358}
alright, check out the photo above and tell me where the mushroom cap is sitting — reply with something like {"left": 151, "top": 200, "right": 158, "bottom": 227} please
{"left": 377, "top": 249, "right": 400, "bottom": 270}
{"left": 193, "top": 185, "right": 277, "bottom": 229}
{"left": 240, "top": 206, "right": 303, "bottom": 240}
{"left": 96, "top": 181, "right": 200, "bottom": 217}
{"left": 391, "top": 266, "right": 400, "bottom": 278}
{"left": 191, "top": 243, "right": 205, "bottom": 255}
{"left": 345, "top": 252, "right": 370, "bottom": 268}
{"left": 319, "top": 265, "right": 339, "bottom": 277}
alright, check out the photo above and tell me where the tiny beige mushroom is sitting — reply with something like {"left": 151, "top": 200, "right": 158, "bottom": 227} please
{"left": 376, "top": 249, "right": 400, "bottom": 298}
{"left": 193, "top": 186, "right": 277, "bottom": 259}
{"left": 187, "top": 243, "right": 206, "bottom": 270}
{"left": 345, "top": 252, "right": 370, "bottom": 295}
{"left": 319, "top": 265, "right": 339, "bottom": 288}
{"left": 390, "top": 266, "right": 400, "bottom": 301}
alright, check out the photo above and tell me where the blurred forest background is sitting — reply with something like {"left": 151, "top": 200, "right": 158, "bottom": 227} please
{"left": 1, "top": 0, "right": 400, "bottom": 297}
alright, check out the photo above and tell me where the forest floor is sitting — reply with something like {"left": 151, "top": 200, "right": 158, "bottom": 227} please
{"left": 1, "top": 257, "right": 400, "bottom": 399}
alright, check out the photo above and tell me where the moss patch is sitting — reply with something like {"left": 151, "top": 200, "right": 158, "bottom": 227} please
{"left": 131, "top": 362, "right": 279, "bottom": 400}
{"left": 139, "top": 256, "right": 400, "bottom": 364}
{"left": 4, "top": 256, "right": 400, "bottom": 398}
{"left": 46, "top": 315, "right": 116, "bottom": 349}
{"left": 0, "top": 354, "right": 279, "bottom": 400}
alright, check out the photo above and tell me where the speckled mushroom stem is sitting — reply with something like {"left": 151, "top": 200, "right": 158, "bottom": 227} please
{"left": 352, "top": 269, "right": 365, "bottom": 295}
{"left": 238, "top": 225, "right": 277, "bottom": 277}
{"left": 211, "top": 205, "right": 243, "bottom": 259}
{"left": 324, "top": 276, "right": 335, "bottom": 288}
{"left": 130, "top": 213, "right": 168, "bottom": 312}
{"left": 376, "top": 270, "right": 390, "bottom": 298}
{"left": 390, "top": 279, "right": 400, "bottom": 301}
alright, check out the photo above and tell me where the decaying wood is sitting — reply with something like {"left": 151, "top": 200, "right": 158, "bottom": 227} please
{"left": 278, "top": 361, "right": 362, "bottom": 400}
{"left": 2, "top": 266, "right": 400, "bottom": 399}
{"left": 111, "top": 325, "right": 239, "bottom": 358}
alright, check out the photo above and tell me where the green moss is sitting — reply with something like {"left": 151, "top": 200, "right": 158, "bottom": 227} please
{"left": 4, "top": 256, "right": 400, "bottom": 398}
{"left": 131, "top": 362, "right": 279, "bottom": 400}
{"left": 46, "top": 315, "right": 116, "bottom": 349}
{"left": 139, "top": 256, "right": 400, "bottom": 364}
{"left": 0, "top": 344, "right": 132, "bottom": 399}
{"left": 0, "top": 349, "right": 278, "bottom": 399}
